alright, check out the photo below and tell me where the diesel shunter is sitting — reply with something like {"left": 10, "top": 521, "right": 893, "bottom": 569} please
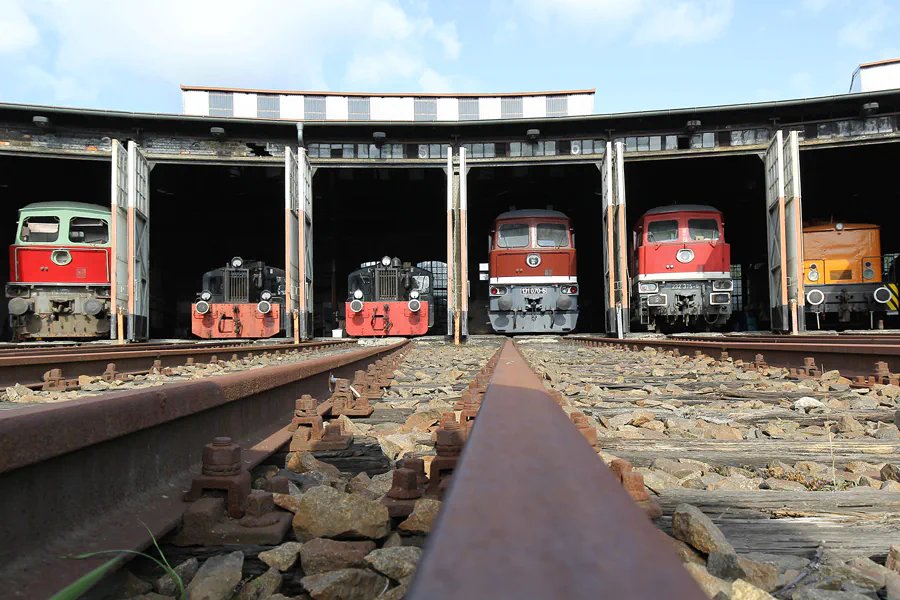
{"left": 345, "top": 257, "right": 433, "bottom": 337}
{"left": 192, "top": 257, "right": 286, "bottom": 338}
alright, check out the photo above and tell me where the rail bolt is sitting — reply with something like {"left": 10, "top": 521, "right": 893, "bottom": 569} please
{"left": 202, "top": 437, "right": 242, "bottom": 476}
{"left": 387, "top": 468, "right": 422, "bottom": 500}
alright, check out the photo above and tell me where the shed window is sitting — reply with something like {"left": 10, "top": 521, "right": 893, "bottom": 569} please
{"left": 537, "top": 223, "right": 568, "bottom": 247}
{"left": 501, "top": 97, "right": 523, "bottom": 119}
{"left": 688, "top": 218, "right": 720, "bottom": 241}
{"left": 414, "top": 98, "right": 437, "bottom": 121}
{"left": 69, "top": 217, "right": 109, "bottom": 244}
{"left": 348, "top": 97, "right": 370, "bottom": 120}
{"left": 257, "top": 95, "right": 280, "bottom": 119}
{"left": 209, "top": 92, "right": 233, "bottom": 117}
{"left": 304, "top": 96, "right": 326, "bottom": 119}
{"left": 497, "top": 223, "right": 530, "bottom": 248}
{"left": 646, "top": 220, "right": 679, "bottom": 243}
{"left": 20, "top": 216, "right": 60, "bottom": 243}
{"left": 546, "top": 95, "right": 568, "bottom": 117}
{"left": 459, "top": 98, "right": 479, "bottom": 120}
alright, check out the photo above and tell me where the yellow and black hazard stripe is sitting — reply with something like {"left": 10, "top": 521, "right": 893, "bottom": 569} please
{"left": 887, "top": 283, "right": 900, "bottom": 311}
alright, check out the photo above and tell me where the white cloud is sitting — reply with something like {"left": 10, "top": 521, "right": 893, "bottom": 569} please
{"left": 418, "top": 68, "right": 454, "bottom": 92}
{"left": 2, "top": 0, "right": 463, "bottom": 108}
{"left": 511, "top": 0, "right": 732, "bottom": 45}
{"left": 345, "top": 49, "right": 424, "bottom": 87}
{"left": 801, "top": 0, "right": 833, "bottom": 12}
{"left": 0, "top": 0, "right": 40, "bottom": 54}
{"left": 838, "top": 1, "right": 891, "bottom": 48}
{"left": 633, "top": 1, "right": 734, "bottom": 45}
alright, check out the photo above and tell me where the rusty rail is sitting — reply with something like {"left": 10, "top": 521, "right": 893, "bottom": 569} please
{"left": 567, "top": 335, "right": 900, "bottom": 379}
{"left": 0, "top": 338, "right": 354, "bottom": 388}
{"left": 408, "top": 340, "right": 704, "bottom": 600}
{"left": 0, "top": 339, "right": 406, "bottom": 599}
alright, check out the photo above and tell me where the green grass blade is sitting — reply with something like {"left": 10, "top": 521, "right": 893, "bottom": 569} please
{"left": 48, "top": 557, "right": 120, "bottom": 600}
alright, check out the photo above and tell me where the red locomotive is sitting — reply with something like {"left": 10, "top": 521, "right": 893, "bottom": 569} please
{"left": 488, "top": 209, "right": 578, "bottom": 333}
{"left": 345, "top": 257, "right": 433, "bottom": 337}
{"left": 192, "top": 257, "right": 286, "bottom": 338}
{"left": 631, "top": 205, "right": 732, "bottom": 330}
{"left": 7, "top": 202, "right": 112, "bottom": 339}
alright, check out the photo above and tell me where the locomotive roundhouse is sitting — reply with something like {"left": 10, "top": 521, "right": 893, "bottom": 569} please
{"left": 1, "top": 83, "right": 900, "bottom": 339}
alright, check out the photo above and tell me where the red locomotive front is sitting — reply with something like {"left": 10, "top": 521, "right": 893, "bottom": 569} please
{"left": 632, "top": 205, "right": 732, "bottom": 330}
{"left": 7, "top": 202, "right": 112, "bottom": 339}
{"left": 488, "top": 209, "right": 578, "bottom": 333}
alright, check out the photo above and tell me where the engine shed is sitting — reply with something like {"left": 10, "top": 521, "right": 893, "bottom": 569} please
{"left": 1, "top": 85, "right": 899, "bottom": 340}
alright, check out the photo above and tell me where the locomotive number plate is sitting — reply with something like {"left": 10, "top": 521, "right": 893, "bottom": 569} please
{"left": 669, "top": 283, "right": 698, "bottom": 290}
{"left": 521, "top": 287, "right": 547, "bottom": 295}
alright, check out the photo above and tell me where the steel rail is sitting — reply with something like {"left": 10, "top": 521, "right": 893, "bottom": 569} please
{"left": 407, "top": 340, "right": 705, "bottom": 600}
{"left": 0, "top": 338, "right": 258, "bottom": 356}
{"left": 0, "top": 339, "right": 406, "bottom": 599}
{"left": 567, "top": 335, "right": 900, "bottom": 378}
{"left": 0, "top": 338, "right": 354, "bottom": 388}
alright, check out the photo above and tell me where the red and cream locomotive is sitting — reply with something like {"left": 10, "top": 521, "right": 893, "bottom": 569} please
{"left": 488, "top": 209, "right": 578, "bottom": 333}
{"left": 631, "top": 205, "right": 732, "bottom": 330}
{"left": 7, "top": 202, "right": 112, "bottom": 339}
{"left": 192, "top": 257, "right": 286, "bottom": 338}
{"left": 345, "top": 256, "right": 433, "bottom": 337}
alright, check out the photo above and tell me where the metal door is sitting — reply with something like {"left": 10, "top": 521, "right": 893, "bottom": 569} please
{"left": 109, "top": 140, "right": 129, "bottom": 340}
{"left": 285, "top": 147, "right": 300, "bottom": 339}
{"left": 127, "top": 141, "right": 150, "bottom": 340}
{"left": 601, "top": 141, "right": 629, "bottom": 337}
{"left": 764, "top": 130, "right": 805, "bottom": 332}
{"left": 298, "top": 147, "right": 314, "bottom": 339}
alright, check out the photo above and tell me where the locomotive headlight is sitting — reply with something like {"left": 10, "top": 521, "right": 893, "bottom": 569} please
{"left": 638, "top": 282, "right": 658, "bottom": 293}
{"left": 196, "top": 300, "right": 211, "bottom": 315}
{"left": 260, "top": 290, "right": 273, "bottom": 301}
{"left": 231, "top": 256, "right": 244, "bottom": 269}
{"left": 200, "top": 290, "right": 212, "bottom": 301}
{"left": 863, "top": 261, "right": 875, "bottom": 280}
{"left": 808, "top": 269, "right": 820, "bottom": 282}
{"left": 561, "top": 285, "right": 578, "bottom": 295}
{"left": 835, "top": 223, "right": 844, "bottom": 231}
{"left": 350, "top": 299, "right": 364, "bottom": 313}
{"left": 526, "top": 253, "right": 542, "bottom": 268}
{"left": 353, "top": 289, "right": 364, "bottom": 300}
{"left": 257, "top": 300, "right": 272, "bottom": 314}
{"left": 408, "top": 299, "right": 421, "bottom": 313}
{"left": 381, "top": 256, "right": 391, "bottom": 267}
{"left": 712, "top": 280, "right": 733, "bottom": 291}
{"left": 675, "top": 248, "right": 695, "bottom": 264}
{"left": 489, "top": 286, "right": 508, "bottom": 296}
{"left": 409, "top": 290, "right": 420, "bottom": 299}
{"left": 51, "top": 249, "right": 72, "bottom": 266}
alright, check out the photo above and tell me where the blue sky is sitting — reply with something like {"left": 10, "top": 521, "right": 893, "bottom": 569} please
{"left": 0, "top": 0, "right": 897, "bottom": 115}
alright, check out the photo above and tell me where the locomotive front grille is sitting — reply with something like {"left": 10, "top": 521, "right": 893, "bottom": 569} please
{"left": 224, "top": 269, "right": 250, "bottom": 303}
{"left": 374, "top": 268, "right": 399, "bottom": 301}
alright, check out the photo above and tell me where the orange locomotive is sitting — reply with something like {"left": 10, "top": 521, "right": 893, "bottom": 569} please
{"left": 803, "top": 222, "right": 897, "bottom": 326}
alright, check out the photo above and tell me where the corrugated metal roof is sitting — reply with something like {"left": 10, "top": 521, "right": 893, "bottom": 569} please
{"left": 21, "top": 201, "right": 110, "bottom": 213}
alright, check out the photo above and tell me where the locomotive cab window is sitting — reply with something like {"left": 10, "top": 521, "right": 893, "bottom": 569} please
{"left": 646, "top": 220, "right": 679, "bottom": 243}
{"left": 497, "top": 223, "right": 530, "bottom": 248}
{"left": 69, "top": 217, "right": 109, "bottom": 244}
{"left": 536, "top": 223, "right": 569, "bottom": 248}
{"left": 688, "top": 219, "right": 720, "bottom": 241}
{"left": 20, "top": 216, "right": 60, "bottom": 243}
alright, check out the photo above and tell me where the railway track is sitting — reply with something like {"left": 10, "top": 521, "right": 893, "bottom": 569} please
{"left": 4, "top": 334, "right": 900, "bottom": 599}
{"left": 0, "top": 338, "right": 354, "bottom": 390}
